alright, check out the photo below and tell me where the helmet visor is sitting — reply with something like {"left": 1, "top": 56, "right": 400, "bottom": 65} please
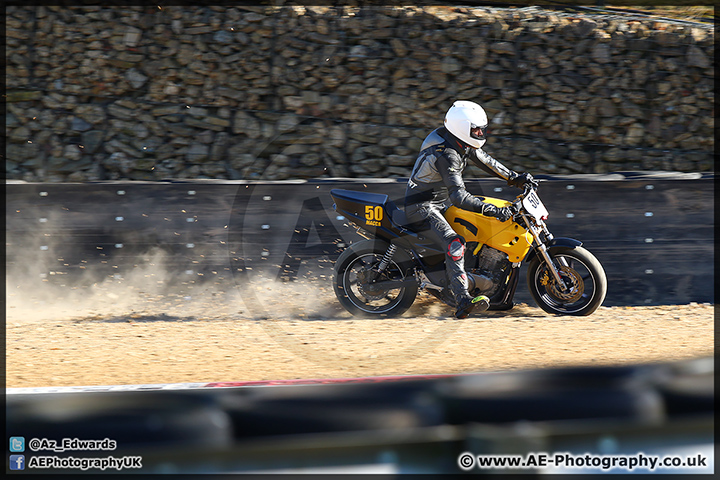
{"left": 470, "top": 124, "right": 488, "bottom": 140}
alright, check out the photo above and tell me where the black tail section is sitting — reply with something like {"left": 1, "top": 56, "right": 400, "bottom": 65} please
{"left": 330, "top": 188, "right": 446, "bottom": 284}
{"left": 331, "top": 189, "right": 411, "bottom": 243}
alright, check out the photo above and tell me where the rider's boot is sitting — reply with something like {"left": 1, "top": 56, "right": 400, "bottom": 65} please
{"left": 449, "top": 273, "right": 490, "bottom": 319}
{"left": 455, "top": 294, "right": 490, "bottom": 319}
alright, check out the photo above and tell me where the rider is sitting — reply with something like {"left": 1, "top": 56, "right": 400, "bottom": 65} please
{"left": 404, "top": 100, "right": 536, "bottom": 319}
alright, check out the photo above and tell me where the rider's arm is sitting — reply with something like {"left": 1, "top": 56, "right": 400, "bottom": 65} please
{"left": 469, "top": 148, "right": 523, "bottom": 185}
{"left": 437, "top": 151, "right": 494, "bottom": 214}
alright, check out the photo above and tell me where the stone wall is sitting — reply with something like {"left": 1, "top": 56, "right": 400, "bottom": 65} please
{"left": 5, "top": 5, "right": 715, "bottom": 182}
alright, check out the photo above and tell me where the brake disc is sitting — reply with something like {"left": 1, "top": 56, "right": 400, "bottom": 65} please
{"left": 356, "top": 267, "right": 390, "bottom": 301}
{"left": 546, "top": 265, "right": 584, "bottom": 303}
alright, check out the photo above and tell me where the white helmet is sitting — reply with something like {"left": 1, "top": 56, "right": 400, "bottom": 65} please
{"left": 444, "top": 100, "right": 489, "bottom": 149}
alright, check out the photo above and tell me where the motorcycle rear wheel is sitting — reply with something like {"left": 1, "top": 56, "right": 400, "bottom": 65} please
{"left": 333, "top": 240, "right": 418, "bottom": 317}
{"left": 527, "top": 246, "right": 607, "bottom": 316}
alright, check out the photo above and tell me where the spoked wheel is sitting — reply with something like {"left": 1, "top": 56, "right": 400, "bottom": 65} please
{"left": 527, "top": 246, "right": 607, "bottom": 316}
{"left": 333, "top": 240, "right": 418, "bottom": 317}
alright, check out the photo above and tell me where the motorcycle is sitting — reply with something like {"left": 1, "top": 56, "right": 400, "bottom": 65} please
{"left": 330, "top": 183, "right": 607, "bottom": 317}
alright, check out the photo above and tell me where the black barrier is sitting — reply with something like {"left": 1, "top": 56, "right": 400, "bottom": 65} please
{"left": 5, "top": 173, "right": 714, "bottom": 307}
{"left": 6, "top": 358, "right": 714, "bottom": 474}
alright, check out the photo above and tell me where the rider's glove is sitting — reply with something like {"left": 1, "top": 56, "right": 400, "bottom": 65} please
{"left": 507, "top": 171, "right": 537, "bottom": 189}
{"left": 481, "top": 203, "right": 513, "bottom": 222}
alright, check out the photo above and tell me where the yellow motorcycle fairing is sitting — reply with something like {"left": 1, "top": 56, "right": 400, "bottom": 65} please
{"left": 445, "top": 197, "right": 534, "bottom": 263}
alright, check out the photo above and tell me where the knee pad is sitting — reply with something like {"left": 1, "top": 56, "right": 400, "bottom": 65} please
{"left": 447, "top": 237, "right": 465, "bottom": 262}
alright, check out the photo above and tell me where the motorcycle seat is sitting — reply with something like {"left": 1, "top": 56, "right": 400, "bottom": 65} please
{"left": 387, "top": 202, "right": 426, "bottom": 233}
{"left": 390, "top": 208, "right": 411, "bottom": 227}
{"left": 330, "top": 188, "right": 425, "bottom": 232}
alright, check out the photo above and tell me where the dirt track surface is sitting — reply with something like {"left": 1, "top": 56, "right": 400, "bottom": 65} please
{"left": 5, "top": 280, "right": 714, "bottom": 388}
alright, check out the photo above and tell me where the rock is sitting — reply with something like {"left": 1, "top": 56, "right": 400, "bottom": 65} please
{"left": 108, "top": 104, "right": 135, "bottom": 120}
{"left": 359, "top": 158, "right": 385, "bottom": 173}
{"left": 490, "top": 41, "right": 514, "bottom": 55}
{"left": 6, "top": 90, "right": 43, "bottom": 102}
{"left": 75, "top": 105, "right": 106, "bottom": 125}
{"left": 390, "top": 38, "right": 408, "bottom": 57}
{"left": 8, "top": 126, "right": 32, "bottom": 143}
{"left": 568, "top": 147, "right": 592, "bottom": 164}
{"left": 590, "top": 42, "right": 611, "bottom": 64}
{"left": 441, "top": 57, "right": 462, "bottom": 75}
{"left": 468, "top": 43, "right": 488, "bottom": 69}
{"left": 379, "top": 137, "right": 401, "bottom": 148}
{"left": 232, "top": 111, "right": 262, "bottom": 138}
{"left": 186, "top": 143, "right": 210, "bottom": 163}
{"left": 597, "top": 99, "right": 618, "bottom": 117}
{"left": 672, "top": 155, "right": 695, "bottom": 171}
{"left": 124, "top": 26, "right": 142, "bottom": 47}
{"left": 686, "top": 45, "right": 709, "bottom": 69}
{"left": 387, "top": 154, "right": 411, "bottom": 166}
{"left": 623, "top": 123, "right": 645, "bottom": 146}
{"left": 6, "top": 112, "right": 19, "bottom": 128}
{"left": 325, "top": 125, "right": 346, "bottom": 148}
{"left": 106, "top": 138, "right": 141, "bottom": 158}
{"left": 516, "top": 109, "right": 545, "bottom": 126}
{"left": 184, "top": 116, "right": 229, "bottom": 132}
{"left": 229, "top": 151, "right": 256, "bottom": 171}
{"left": 7, "top": 143, "right": 40, "bottom": 162}
{"left": 104, "top": 152, "right": 133, "bottom": 174}
{"left": 210, "top": 131, "right": 228, "bottom": 162}
{"left": 62, "top": 144, "right": 83, "bottom": 162}
{"left": 70, "top": 117, "right": 93, "bottom": 132}
{"left": 277, "top": 114, "right": 299, "bottom": 133}
{"left": 213, "top": 30, "right": 233, "bottom": 44}
{"left": 80, "top": 130, "right": 104, "bottom": 153}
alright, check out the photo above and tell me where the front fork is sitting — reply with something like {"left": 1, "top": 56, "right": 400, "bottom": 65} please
{"left": 522, "top": 216, "right": 568, "bottom": 292}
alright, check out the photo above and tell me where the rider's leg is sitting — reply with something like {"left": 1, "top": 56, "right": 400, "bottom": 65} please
{"left": 444, "top": 236, "right": 490, "bottom": 318}
{"left": 406, "top": 204, "right": 489, "bottom": 318}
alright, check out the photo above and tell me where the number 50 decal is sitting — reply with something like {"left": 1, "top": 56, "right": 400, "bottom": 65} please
{"left": 527, "top": 192, "right": 540, "bottom": 208}
{"left": 365, "top": 205, "right": 384, "bottom": 221}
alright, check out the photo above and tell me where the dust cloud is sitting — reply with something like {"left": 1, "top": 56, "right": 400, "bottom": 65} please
{"left": 5, "top": 244, "right": 425, "bottom": 324}
{"left": 6, "top": 247, "right": 206, "bottom": 323}
{"left": 6, "top": 254, "right": 451, "bottom": 325}
{"left": 6, "top": 215, "right": 452, "bottom": 325}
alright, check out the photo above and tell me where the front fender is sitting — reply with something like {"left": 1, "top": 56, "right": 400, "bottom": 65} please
{"left": 523, "top": 237, "right": 583, "bottom": 264}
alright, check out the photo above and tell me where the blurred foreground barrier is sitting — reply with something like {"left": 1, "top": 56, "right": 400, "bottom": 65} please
{"left": 437, "top": 364, "right": 665, "bottom": 425}
{"left": 6, "top": 358, "right": 713, "bottom": 474}
{"left": 4, "top": 172, "right": 714, "bottom": 306}
{"left": 7, "top": 391, "right": 234, "bottom": 450}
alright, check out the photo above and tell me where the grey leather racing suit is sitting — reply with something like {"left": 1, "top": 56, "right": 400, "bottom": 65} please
{"left": 404, "top": 126, "right": 517, "bottom": 305}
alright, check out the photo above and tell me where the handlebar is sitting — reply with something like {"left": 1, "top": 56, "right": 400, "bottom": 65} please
{"left": 511, "top": 181, "right": 538, "bottom": 222}
{"left": 515, "top": 181, "right": 537, "bottom": 200}
{"left": 523, "top": 179, "right": 539, "bottom": 192}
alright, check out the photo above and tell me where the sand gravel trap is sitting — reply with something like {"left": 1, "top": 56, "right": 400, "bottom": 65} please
{"left": 5, "top": 276, "right": 714, "bottom": 388}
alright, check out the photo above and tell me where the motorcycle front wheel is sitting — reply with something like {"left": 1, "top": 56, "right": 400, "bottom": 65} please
{"left": 333, "top": 240, "right": 418, "bottom": 318}
{"left": 527, "top": 246, "right": 607, "bottom": 316}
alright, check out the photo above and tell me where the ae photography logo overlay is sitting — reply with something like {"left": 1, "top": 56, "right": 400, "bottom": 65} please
{"left": 226, "top": 127, "right": 467, "bottom": 369}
